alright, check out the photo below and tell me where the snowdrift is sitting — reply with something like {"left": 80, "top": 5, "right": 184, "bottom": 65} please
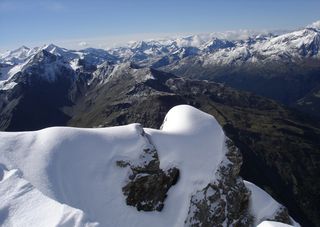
{"left": 0, "top": 105, "right": 299, "bottom": 226}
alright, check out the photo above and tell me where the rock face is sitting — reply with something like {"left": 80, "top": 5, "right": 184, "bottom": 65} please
{"left": 117, "top": 126, "right": 180, "bottom": 212}
{"left": 185, "top": 138, "right": 253, "bottom": 227}
{"left": 123, "top": 167, "right": 179, "bottom": 211}
{"left": 0, "top": 105, "right": 300, "bottom": 226}
{"left": 184, "top": 138, "right": 295, "bottom": 227}
{"left": 115, "top": 108, "right": 297, "bottom": 227}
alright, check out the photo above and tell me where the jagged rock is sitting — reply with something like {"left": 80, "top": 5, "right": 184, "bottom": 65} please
{"left": 115, "top": 121, "right": 297, "bottom": 226}
{"left": 117, "top": 125, "right": 180, "bottom": 212}
{"left": 265, "top": 206, "right": 293, "bottom": 225}
{"left": 185, "top": 138, "right": 253, "bottom": 227}
{"left": 123, "top": 167, "right": 179, "bottom": 211}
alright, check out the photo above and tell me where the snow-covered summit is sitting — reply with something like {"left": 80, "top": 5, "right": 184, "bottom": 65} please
{"left": 1, "top": 20, "right": 320, "bottom": 88}
{"left": 0, "top": 45, "right": 39, "bottom": 65}
{"left": 0, "top": 105, "right": 299, "bottom": 227}
{"left": 307, "top": 20, "right": 320, "bottom": 30}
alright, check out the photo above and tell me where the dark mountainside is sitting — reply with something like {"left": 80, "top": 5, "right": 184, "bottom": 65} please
{"left": 1, "top": 24, "right": 320, "bottom": 225}
{"left": 161, "top": 59, "right": 320, "bottom": 119}
{"left": 1, "top": 60, "right": 319, "bottom": 226}
{"left": 70, "top": 66, "right": 320, "bottom": 227}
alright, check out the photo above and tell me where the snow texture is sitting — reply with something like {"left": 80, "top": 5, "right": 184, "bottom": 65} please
{"left": 0, "top": 105, "right": 299, "bottom": 226}
{"left": 245, "top": 181, "right": 299, "bottom": 227}
{"left": 1, "top": 20, "right": 319, "bottom": 92}
{"left": 257, "top": 221, "right": 295, "bottom": 227}
{"left": 0, "top": 166, "right": 97, "bottom": 227}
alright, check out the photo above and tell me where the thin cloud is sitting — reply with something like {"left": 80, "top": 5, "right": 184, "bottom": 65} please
{"left": 78, "top": 42, "right": 88, "bottom": 47}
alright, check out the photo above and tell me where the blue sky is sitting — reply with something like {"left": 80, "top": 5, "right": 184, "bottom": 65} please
{"left": 1, "top": 0, "right": 320, "bottom": 51}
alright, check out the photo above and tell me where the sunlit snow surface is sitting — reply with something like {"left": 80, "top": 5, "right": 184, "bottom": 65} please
{"left": 245, "top": 181, "right": 298, "bottom": 227}
{"left": 257, "top": 221, "right": 295, "bottom": 227}
{"left": 0, "top": 105, "right": 299, "bottom": 226}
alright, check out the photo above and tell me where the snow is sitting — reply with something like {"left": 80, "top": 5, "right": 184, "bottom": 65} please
{"left": 70, "top": 59, "right": 81, "bottom": 71}
{"left": 144, "top": 73, "right": 155, "bottom": 80}
{"left": 245, "top": 181, "right": 300, "bottom": 227}
{"left": 0, "top": 105, "right": 302, "bottom": 226}
{"left": 0, "top": 81, "right": 17, "bottom": 90}
{"left": 307, "top": 20, "right": 320, "bottom": 30}
{"left": 257, "top": 221, "right": 294, "bottom": 227}
{"left": 7, "top": 61, "right": 28, "bottom": 78}
{"left": 145, "top": 105, "right": 226, "bottom": 225}
{"left": 0, "top": 166, "right": 98, "bottom": 227}
{"left": 0, "top": 46, "right": 39, "bottom": 65}
{"left": 0, "top": 105, "right": 227, "bottom": 226}
{"left": 1, "top": 21, "right": 319, "bottom": 86}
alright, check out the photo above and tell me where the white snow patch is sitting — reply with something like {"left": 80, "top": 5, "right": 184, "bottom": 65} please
{"left": 245, "top": 181, "right": 300, "bottom": 227}
{"left": 0, "top": 167, "right": 98, "bottom": 227}
{"left": 0, "top": 105, "right": 300, "bottom": 227}
{"left": 0, "top": 81, "right": 17, "bottom": 90}
{"left": 0, "top": 105, "right": 226, "bottom": 226}
{"left": 257, "top": 221, "right": 295, "bottom": 227}
{"left": 70, "top": 59, "right": 81, "bottom": 71}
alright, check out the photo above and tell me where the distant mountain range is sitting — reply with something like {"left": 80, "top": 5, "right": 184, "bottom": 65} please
{"left": 0, "top": 20, "right": 320, "bottom": 226}
{"left": 1, "top": 20, "right": 320, "bottom": 117}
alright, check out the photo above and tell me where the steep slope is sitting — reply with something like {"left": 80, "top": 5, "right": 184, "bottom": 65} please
{"left": 0, "top": 21, "right": 319, "bottom": 226}
{"left": 0, "top": 105, "right": 299, "bottom": 226}
{"left": 0, "top": 56, "right": 319, "bottom": 225}
{"left": 0, "top": 167, "right": 97, "bottom": 227}
{"left": 0, "top": 46, "right": 39, "bottom": 65}
{"left": 67, "top": 65, "right": 320, "bottom": 227}
{"left": 159, "top": 25, "right": 320, "bottom": 117}
{"left": 0, "top": 50, "right": 78, "bottom": 131}
{"left": 295, "top": 84, "right": 320, "bottom": 118}
{"left": 2, "top": 22, "right": 320, "bottom": 119}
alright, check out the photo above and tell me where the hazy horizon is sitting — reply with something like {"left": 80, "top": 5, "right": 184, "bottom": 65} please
{"left": 1, "top": 0, "right": 320, "bottom": 52}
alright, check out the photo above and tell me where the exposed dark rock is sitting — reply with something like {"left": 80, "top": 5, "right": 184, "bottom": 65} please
{"left": 185, "top": 138, "right": 253, "bottom": 227}
{"left": 266, "top": 206, "right": 293, "bottom": 225}
{"left": 117, "top": 125, "right": 179, "bottom": 212}
{"left": 122, "top": 167, "right": 179, "bottom": 211}
{"left": 1, "top": 62, "right": 319, "bottom": 226}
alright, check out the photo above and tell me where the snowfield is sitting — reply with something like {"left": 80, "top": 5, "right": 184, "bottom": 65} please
{"left": 0, "top": 105, "right": 299, "bottom": 226}
{"left": 257, "top": 221, "right": 295, "bottom": 227}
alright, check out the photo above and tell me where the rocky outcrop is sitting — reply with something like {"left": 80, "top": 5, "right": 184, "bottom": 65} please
{"left": 122, "top": 167, "right": 179, "bottom": 211}
{"left": 115, "top": 122, "right": 297, "bottom": 226}
{"left": 184, "top": 137, "right": 295, "bottom": 227}
{"left": 185, "top": 138, "right": 253, "bottom": 227}
{"left": 270, "top": 206, "right": 293, "bottom": 225}
{"left": 117, "top": 125, "right": 180, "bottom": 212}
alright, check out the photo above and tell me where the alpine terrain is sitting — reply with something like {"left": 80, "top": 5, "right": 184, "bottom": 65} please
{"left": 0, "top": 105, "right": 300, "bottom": 227}
{"left": 0, "top": 20, "right": 320, "bottom": 227}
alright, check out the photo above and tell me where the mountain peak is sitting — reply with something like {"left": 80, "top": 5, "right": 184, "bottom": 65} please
{"left": 31, "top": 49, "right": 57, "bottom": 63}
{"left": 0, "top": 105, "right": 300, "bottom": 226}
{"left": 307, "top": 20, "right": 320, "bottom": 30}
{"left": 41, "top": 44, "right": 66, "bottom": 55}
{"left": 129, "top": 40, "right": 151, "bottom": 50}
{"left": 16, "top": 45, "right": 30, "bottom": 51}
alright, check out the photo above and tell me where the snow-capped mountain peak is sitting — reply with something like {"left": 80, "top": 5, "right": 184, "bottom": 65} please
{"left": 41, "top": 43, "right": 68, "bottom": 56}
{"left": 307, "top": 20, "right": 320, "bottom": 30}
{"left": 0, "top": 105, "right": 300, "bottom": 227}
{"left": 1, "top": 20, "right": 320, "bottom": 91}
{"left": 0, "top": 45, "right": 38, "bottom": 65}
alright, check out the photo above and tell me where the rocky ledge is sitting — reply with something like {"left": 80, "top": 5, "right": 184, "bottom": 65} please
{"left": 116, "top": 116, "right": 298, "bottom": 227}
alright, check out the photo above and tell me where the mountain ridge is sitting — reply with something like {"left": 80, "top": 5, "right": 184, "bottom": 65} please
{"left": 0, "top": 21, "right": 320, "bottom": 226}
{"left": 0, "top": 105, "right": 300, "bottom": 227}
